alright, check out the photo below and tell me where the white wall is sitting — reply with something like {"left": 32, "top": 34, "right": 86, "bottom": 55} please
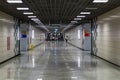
{"left": 65, "top": 25, "right": 83, "bottom": 48}
{"left": 65, "top": 24, "right": 91, "bottom": 51}
{"left": 96, "top": 6, "right": 120, "bottom": 66}
{"left": 29, "top": 25, "right": 45, "bottom": 46}
{"left": 0, "top": 11, "right": 45, "bottom": 62}
{"left": 0, "top": 11, "right": 15, "bottom": 63}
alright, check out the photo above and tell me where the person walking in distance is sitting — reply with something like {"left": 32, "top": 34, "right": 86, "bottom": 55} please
{"left": 65, "top": 36, "right": 68, "bottom": 42}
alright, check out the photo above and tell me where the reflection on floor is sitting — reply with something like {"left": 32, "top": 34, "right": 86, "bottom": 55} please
{"left": 0, "top": 41, "right": 120, "bottom": 80}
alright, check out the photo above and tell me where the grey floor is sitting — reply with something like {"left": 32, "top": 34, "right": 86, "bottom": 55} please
{"left": 0, "top": 41, "right": 120, "bottom": 80}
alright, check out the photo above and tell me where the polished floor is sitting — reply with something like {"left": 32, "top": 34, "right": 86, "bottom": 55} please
{"left": 0, "top": 41, "right": 120, "bottom": 80}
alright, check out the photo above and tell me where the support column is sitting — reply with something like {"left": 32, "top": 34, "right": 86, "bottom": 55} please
{"left": 13, "top": 19, "right": 21, "bottom": 55}
{"left": 90, "top": 18, "right": 97, "bottom": 55}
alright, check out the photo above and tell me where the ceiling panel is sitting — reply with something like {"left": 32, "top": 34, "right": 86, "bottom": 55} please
{"left": 0, "top": 0, "right": 120, "bottom": 31}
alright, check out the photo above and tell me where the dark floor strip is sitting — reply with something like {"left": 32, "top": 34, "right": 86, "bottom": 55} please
{"left": 94, "top": 55, "right": 120, "bottom": 68}
{"left": 0, "top": 42, "right": 44, "bottom": 64}
{"left": 67, "top": 41, "right": 85, "bottom": 51}
{"left": 0, "top": 54, "right": 20, "bottom": 64}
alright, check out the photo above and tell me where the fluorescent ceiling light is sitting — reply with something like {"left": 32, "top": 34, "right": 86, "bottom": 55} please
{"left": 80, "top": 12, "right": 91, "bottom": 14}
{"left": 31, "top": 18, "right": 40, "bottom": 21}
{"left": 31, "top": 18, "right": 39, "bottom": 21}
{"left": 93, "top": 0, "right": 109, "bottom": 3}
{"left": 37, "top": 78, "right": 42, "bottom": 80}
{"left": 35, "top": 22, "right": 41, "bottom": 24}
{"left": 71, "top": 21, "right": 78, "bottom": 23}
{"left": 35, "top": 21, "right": 41, "bottom": 23}
{"left": 71, "top": 77, "right": 78, "bottom": 79}
{"left": 28, "top": 16, "right": 37, "bottom": 18}
{"left": 23, "top": 12, "right": 33, "bottom": 15}
{"left": 35, "top": 20, "right": 41, "bottom": 22}
{"left": 85, "top": 7, "right": 98, "bottom": 10}
{"left": 77, "top": 15, "right": 86, "bottom": 18}
{"left": 17, "top": 7, "right": 29, "bottom": 10}
{"left": 74, "top": 18, "right": 82, "bottom": 20}
{"left": 35, "top": 21, "right": 41, "bottom": 22}
{"left": 7, "top": 0, "right": 23, "bottom": 3}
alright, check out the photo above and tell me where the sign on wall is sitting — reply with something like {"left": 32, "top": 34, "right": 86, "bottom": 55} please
{"left": 7, "top": 36, "right": 10, "bottom": 50}
{"left": 84, "top": 30, "right": 90, "bottom": 37}
{"left": 21, "top": 31, "right": 27, "bottom": 38}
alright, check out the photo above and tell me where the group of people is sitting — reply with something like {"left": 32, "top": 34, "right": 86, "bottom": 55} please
{"left": 46, "top": 32, "right": 69, "bottom": 42}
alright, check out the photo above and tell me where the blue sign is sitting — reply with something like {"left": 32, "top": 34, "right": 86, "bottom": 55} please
{"left": 54, "top": 29, "right": 58, "bottom": 33}
{"left": 21, "top": 34, "right": 27, "bottom": 38}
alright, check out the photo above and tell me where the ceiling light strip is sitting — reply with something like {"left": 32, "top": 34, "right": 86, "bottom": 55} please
{"left": 71, "top": 21, "right": 78, "bottom": 23}
{"left": 74, "top": 18, "right": 82, "bottom": 20}
{"left": 28, "top": 16, "right": 37, "bottom": 18}
{"left": 80, "top": 12, "right": 91, "bottom": 14}
{"left": 23, "top": 12, "right": 34, "bottom": 15}
{"left": 17, "top": 7, "right": 29, "bottom": 10}
{"left": 31, "top": 18, "right": 40, "bottom": 21}
{"left": 93, "top": 0, "right": 109, "bottom": 3}
{"left": 7, "top": 0, "right": 23, "bottom": 3}
{"left": 77, "top": 16, "right": 86, "bottom": 18}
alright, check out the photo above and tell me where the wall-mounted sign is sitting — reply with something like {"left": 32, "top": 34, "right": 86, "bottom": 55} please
{"left": 7, "top": 36, "right": 10, "bottom": 50}
{"left": 84, "top": 30, "right": 90, "bottom": 37}
{"left": 21, "top": 31, "right": 27, "bottom": 38}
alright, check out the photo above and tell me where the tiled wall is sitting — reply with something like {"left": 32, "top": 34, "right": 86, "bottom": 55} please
{"left": 65, "top": 25, "right": 83, "bottom": 48}
{"left": 20, "top": 23, "right": 45, "bottom": 51}
{"left": 96, "top": 7, "right": 120, "bottom": 66}
{"left": 0, "top": 11, "right": 15, "bottom": 63}
{"left": 65, "top": 24, "right": 91, "bottom": 51}
{"left": 30, "top": 25, "right": 45, "bottom": 46}
{"left": 0, "top": 11, "right": 45, "bottom": 62}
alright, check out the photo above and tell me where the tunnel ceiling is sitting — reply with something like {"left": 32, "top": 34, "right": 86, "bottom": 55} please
{"left": 0, "top": 0, "right": 120, "bottom": 26}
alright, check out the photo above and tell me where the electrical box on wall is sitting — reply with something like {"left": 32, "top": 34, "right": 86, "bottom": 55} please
{"left": 7, "top": 36, "right": 10, "bottom": 50}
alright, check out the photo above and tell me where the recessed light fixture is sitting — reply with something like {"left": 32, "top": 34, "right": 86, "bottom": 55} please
{"left": 71, "top": 77, "right": 78, "bottom": 79}
{"left": 23, "top": 12, "right": 33, "bottom": 15}
{"left": 31, "top": 18, "right": 40, "bottom": 21}
{"left": 17, "top": 7, "right": 29, "bottom": 10}
{"left": 37, "top": 78, "right": 42, "bottom": 80}
{"left": 7, "top": 0, "right": 23, "bottom": 3}
{"left": 28, "top": 16, "right": 37, "bottom": 18}
{"left": 77, "top": 15, "right": 86, "bottom": 18}
{"left": 74, "top": 18, "right": 82, "bottom": 20}
{"left": 85, "top": 7, "right": 98, "bottom": 10}
{"left": 35, "top": 21, "right": 41, "bottom": 24}
{"left": 93, "top": 0, "right": 109, "bottom": 3}
{"left": 80, "top": 12, "right": 91, "bottom": 14}
{"left": 71, "top": 21, "right": 78, "bottom": 23}
{"left": 35, "top": 20, "right": 40, "bottom": 22}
